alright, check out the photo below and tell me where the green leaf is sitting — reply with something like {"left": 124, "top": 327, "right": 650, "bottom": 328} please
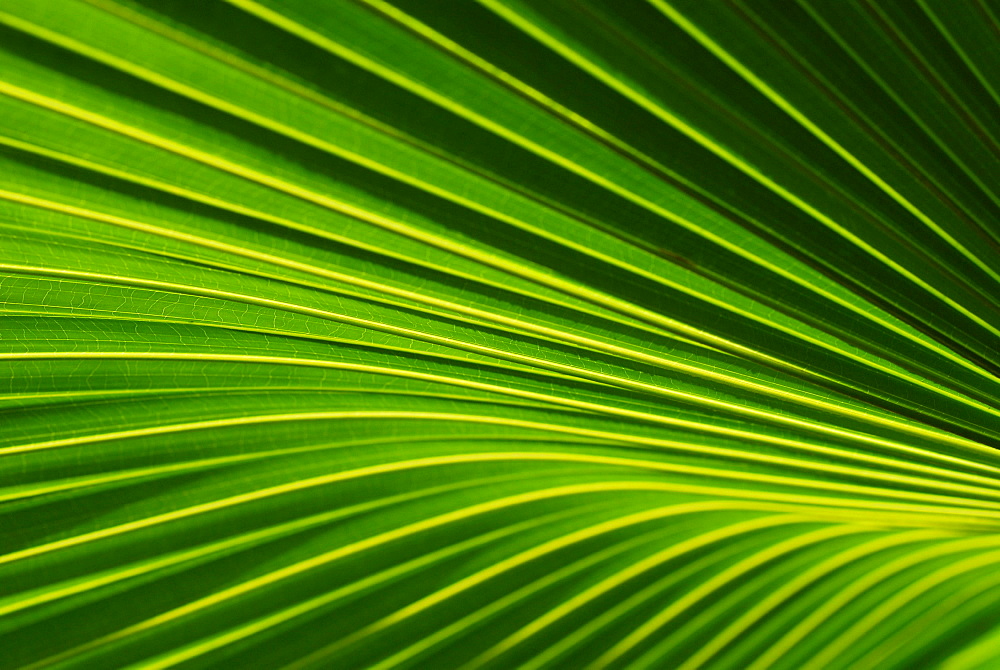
{"left": 1, "top": 0, "right": 999, "bottom": 668}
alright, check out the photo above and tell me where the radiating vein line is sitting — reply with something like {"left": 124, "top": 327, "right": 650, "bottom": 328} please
{"left": 645, "top": 0, "right": 1000, "bottom": 292}
{"left": 132, "top": 507, "right": 589, "bottom": 670}
{"left": 0, "top": 433, "right": 575, "bottom": 505}
{"left": 0, "top": 351, "right": 997, "bottom": 496}
{"left": 511, "top": 534, "right": 761, "bottom": 670}
{"left": 17, "top": 497, "right": 862, "bottom": 669}
{"left": 10, "top": 259, "right": 997, "bottom": 465}
{"left": 346, "top": 0, "right": 998, "bottom": 376}
{"left": 0, "top": 71, "right": 951, "bottom": 417}
{"left": 134, "top": 504, "right": 776, "bottom": 670}
{"left": 791, "top": 0, "right": 1000, "bottom": 222}
{"left": 0, "top": 475, "right": 529, "bottom": 619}
{"left": 802, "top": 547, "right": 1000, "bottom": 669}
{"left": 747, "top": 536, "right": 1000, "bottom": 669}
{"left": 2, "top": 6, "right": 779, "bottom": 346}
{"left": 0, "top": 6, "right": 745, "bottom": 301}
{"left": 0, "top": 42, "right": 831, "bottom": 380}
{"left": 0, "top": 183, "right": 860, "bottom": 416}
{"left": 915, "top": 0, "right": 1000, "bottom": 130}
{"left": 90, "top": 0, "right": 1000, "bottom": 404}
{"left": 367, "top": 526, "right": 709, "bottom": 670}
{"left": 857, "top": 0, "right": 1000, "bottom": 159}
{"left": 221, "top": 0, "right": 1000, "bottom": 384}
{"left": 7, "top": 350, "right": 1000, "bottom": 497}
{"left": 85, "top": 0, "right": 809, "bottom": 353}
{"left": 5, "top": 453, "right": 996, "bottom": 577}
{"left": 676, "top": 529, "right": 949, "bottom": 670}
{"left": 312, "top": 515, "right": 826, "bottom": 670}
{"left": 475, "top": 0, "right": 1000, "bottom": 341}
{"left": 853, "top": 571, "right": 1000, "bottom": 670}
{"left": 0, "top": 131, "right": 649, "bottom": 339}
{"left": 5, "top": 181, "right": 998, "bottom": 445}
{"left": 723, "top": 0, "right": 1000, "bottom": 252}
{"left": 469, "top": 524, "right": 858, "bottom": 670}
{"left": 0, "top": 4, "right": 998, "bottom": 668}
{"left": 593, "top": 525, "right": 865, "bottom": 669}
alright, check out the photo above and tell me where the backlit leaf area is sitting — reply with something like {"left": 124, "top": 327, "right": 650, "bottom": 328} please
{"left": 1, "top": 1, "right": 1000, "bottom": 668}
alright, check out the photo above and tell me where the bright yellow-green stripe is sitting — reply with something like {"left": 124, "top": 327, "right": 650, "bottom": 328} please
{"left": 479, "top": 0, "right": 1000, "bottom": 340}
{"left": 862, "top": 0, "right": 1000, "bottom": 153}
{"left": 508, "top": 534, "right": 762, "bottom": 670}
{"left": 4, "top": 5, "right": 884, "bottom": 359}
{"left": 366, "top": 523, "right": 695, "bottom": 670}
{"left": 96, "top": 0, "right": 994, "bottom": 400}
{"left": 0, "top": 78, "right": 791, "bottom": 367}
{"left": 5, "top": 401, "right": 1000, "bottom": 516}
{"left": 3, "top": 457, "right": 992, "bottom": 575}
{"left": 7, "top": 276, "right": 998, "bottom": 481}
{"left": 647, "top": 0, "right": 1000, "bottom": 292}
{"left": 356, "top": 0, "right": 998, "bottom": 386}
{"left": 916, "top": 0, "right": 1000, "bottom": 110}
{"left": 469, "top": 524, "right": 854, "bottom": 670}
{"left": 791, "top": 0, "right": 1000, "bottom": 218}
{"left": 20, "top": 498, "right": 809, "bottom": 668}
{"left": 747, "top": 535, "right": 1000, "bottom": 669}
{"left": 803, "top": 548, "right": 1000, "bottom": 669}
{"left": 596, "top": 526, "right": 867, "bottom": 669}
{"left": 853, "top": 574, "right": 1000, "bottom": 669}
{"left": 135, "top": 508, "right": 583, "bottom": 670}
{"left": 0, "top": 134, "right": 635, "bottom": 343}
{"left": 2, "top": 189, "right": 980, "bottom": 451}
{"left": 0, "top": 476, "right": 526, "bottom": 618}
{"left": 225, "top": 0, "right": 1000, "bottom": 401}
{"left": 0, "top": 431, "right": 576, "bottom": 503}
{"left": 319, "top": 516, "right": 829, "bottom": 670}
{"left": 727, "top": 0, "right": 1000, "bottom": 252}
{"left": 6, "top": 349, "right": 1000, "bottom": 499}
{"left": 2, "top": 7, "right": 750, "bottom": 346}
{"left": 676, "top": 529, "right": 950, "bottom": 670}
{"left": 135, "top": 503, "right": 783, "bottom": 669}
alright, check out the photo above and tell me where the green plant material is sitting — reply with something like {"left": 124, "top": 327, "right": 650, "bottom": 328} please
{"left": 1, "top": 0, "right": 999, "bottom": 667}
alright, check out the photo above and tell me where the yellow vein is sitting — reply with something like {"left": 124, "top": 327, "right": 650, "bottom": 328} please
{"left": 791, "top": 0, "right": 1000, "bottom": 217}
{"left": 746, "top": 534, "right": 1000, "bottom": 669}
{"left": 222, "top": 0, "right": 1000, "bottom": 392}
{"left": 853, "top": 571, "right": 1000, "bottom": 670}
{"left": 367, "top": 525, "right": 695, "bottom": 670}
{"left": 1, "top": 190, "right": 993, "bottom": 454}
{"left": 859, "top": 0, "right": 1000, "bottom": 158}
{"left": 3, "top": 456, "right": 996, "bottom": 575}
{"left": 801, "top": 547, "right": 1000, "bottom": 669}
{"left": 313, "top": 514, "right": 825, "bottom": 670}
{"left": 138, "top": 503, "right": 765, "bottom": 669}
{"left": 0, "top": 432, "right": 570, "bottom": 505}
{"left": 472, "top": 523, "right": 856, "bottom": 670}
{"left": 348, "top": 0, "right": 994, "bottom": 381}
{"left": 20, "top": 492, "right": 886, "bottom": 669}
{"left": 646, "top": 0, "right": 1000, "bottom": 291}
{"left": 513, "top": 535, "right": 764, "bottom": 670}
{"left": 7, "top": 349, "right": 1000, "bottom": 496}
{"left": 0, "top": 475, "right": 523, "bottom": 618}
{"left": 0, "top": 132, "right": 641, "bottom": 338}
{"left": 92, "top": 0, "right": 998, "bottom": 400}
{"left": 595, "top": 526, "right": 867, "bottom": 669}
{"left": 0, "top": 14, "right": 816, "bottom": 361}
{"left": 729, "top": 0, "right": 1000, "bottom": 245}
{"left": 676, "top": 528, "right": 949, "bottom": 670}
{"left": 478, "top": 0, "right": 1000, "bottom": 338}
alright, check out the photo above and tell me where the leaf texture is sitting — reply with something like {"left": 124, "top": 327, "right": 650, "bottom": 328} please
{"left": 1, "top": 0, "right": 999, "bottom": 668}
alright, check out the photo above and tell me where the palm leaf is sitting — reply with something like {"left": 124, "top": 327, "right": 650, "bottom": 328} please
{"left": 1, "top": 0, "right": 999, "bottom": 667}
